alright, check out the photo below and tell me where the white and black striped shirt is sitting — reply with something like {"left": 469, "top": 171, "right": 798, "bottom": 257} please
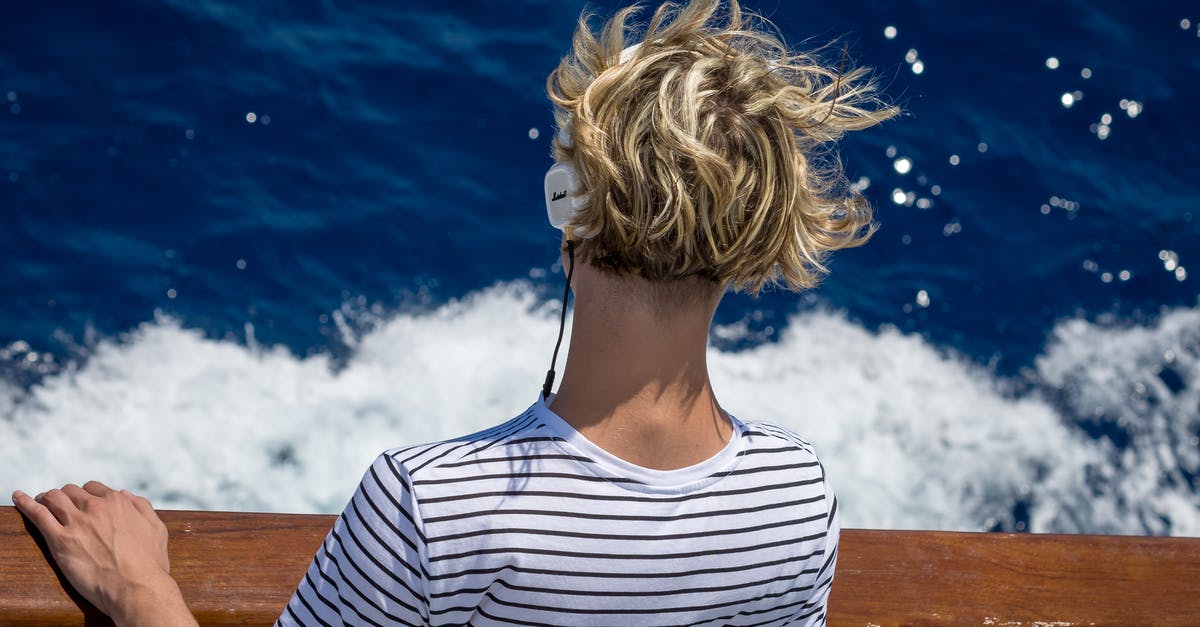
{"left": 279, "top": 396, "right": 839, "bottom": 626}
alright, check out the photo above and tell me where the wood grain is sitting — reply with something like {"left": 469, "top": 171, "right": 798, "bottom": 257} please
{"left": 2, "top": 506, "right": 1198, "bottom": 625}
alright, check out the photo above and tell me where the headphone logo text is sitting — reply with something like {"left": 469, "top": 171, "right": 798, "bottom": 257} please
{"left": 551, "top": 190, "right": 568, "bottom": 202}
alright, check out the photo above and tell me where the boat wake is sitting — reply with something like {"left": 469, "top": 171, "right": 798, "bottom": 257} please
{"left": 2, "top": 282, "right": 1196, "bottom": 535}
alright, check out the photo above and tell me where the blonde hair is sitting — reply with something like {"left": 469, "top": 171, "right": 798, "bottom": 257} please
{"left": 546, "top": 0, "right": 897, "bottom": 294}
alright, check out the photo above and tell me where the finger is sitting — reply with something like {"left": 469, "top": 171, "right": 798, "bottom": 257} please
{"left": 12, "top": 490, "right": 65, "bottom": 539}
{"left": 60, "top": 483, "right": 94, "bottom": 509}
{"left": 82, "top": 480, "right": 114, "bottom": 497}
{"left": 35, "top": 489, "right": 79, "bottom": 526}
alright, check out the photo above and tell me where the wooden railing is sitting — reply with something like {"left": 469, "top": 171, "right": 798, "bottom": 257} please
{"left": 2, "top": 505, "right": 1198, "bottom": 625}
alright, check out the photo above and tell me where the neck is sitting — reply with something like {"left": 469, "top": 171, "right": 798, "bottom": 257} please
{"left": 548, "top": 272, "right": 731, "bottom": 470}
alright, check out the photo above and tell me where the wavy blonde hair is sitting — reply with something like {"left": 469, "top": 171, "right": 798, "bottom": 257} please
{"left": 546, "top": 0, "right": 897, "bottom": 294}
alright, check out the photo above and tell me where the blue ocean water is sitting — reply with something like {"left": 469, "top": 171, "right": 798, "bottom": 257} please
{"left": 1, "top": 1, "right": 1198, "bottom": 534}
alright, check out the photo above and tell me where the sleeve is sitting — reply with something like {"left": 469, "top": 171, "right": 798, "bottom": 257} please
{"left": 276, "top": 453, "right": 429, "bottom": 626}
{"left": 793, "top": 464, "right": 841, "bottom": 627}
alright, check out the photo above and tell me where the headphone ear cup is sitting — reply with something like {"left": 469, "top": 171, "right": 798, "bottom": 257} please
{"left": 544, "top": 162, "right": 583, "bottom": 230}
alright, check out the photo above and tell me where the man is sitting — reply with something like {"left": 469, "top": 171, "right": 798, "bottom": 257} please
{"left": 13, "top": 0, "right": 894, "bottom": 624}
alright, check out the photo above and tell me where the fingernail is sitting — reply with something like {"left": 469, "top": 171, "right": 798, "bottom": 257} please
{"left": 11, "top": 490, "right": 24, "bottom": 501}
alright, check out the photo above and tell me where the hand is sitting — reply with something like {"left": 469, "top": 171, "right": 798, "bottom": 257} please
{"left": 12, "top": 482, "right": 195, "bottom": 627}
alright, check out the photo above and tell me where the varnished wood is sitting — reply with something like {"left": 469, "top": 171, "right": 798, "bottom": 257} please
{"left": 2, "top": 506, "right": 1198, "bottom": 625}
{"left": 829, "top": 528, "right": 1200, "bottom": 626}
{"left": 0, "top": 506, "right": 332, "bottom": 626}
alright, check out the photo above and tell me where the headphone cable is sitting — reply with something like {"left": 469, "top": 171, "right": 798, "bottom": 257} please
{"left": 542, "top": 239, "right": 575, "bottom": 399}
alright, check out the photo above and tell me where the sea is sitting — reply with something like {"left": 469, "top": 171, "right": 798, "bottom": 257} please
{"left": 1, "top": 1, "right": 1197, "bottom": 536}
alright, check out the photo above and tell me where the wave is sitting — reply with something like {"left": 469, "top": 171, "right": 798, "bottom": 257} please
{"left": 2, "top": 282, "right": 1196, "bottom": 535}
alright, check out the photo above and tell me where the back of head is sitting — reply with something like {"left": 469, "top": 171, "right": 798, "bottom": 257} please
{"left": 547, "top": 0, "right": 897, "bottom": 295}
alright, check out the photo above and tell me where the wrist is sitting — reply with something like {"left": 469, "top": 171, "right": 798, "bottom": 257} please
{"left": 108, "top": 572, "right": 194, "bottom": 627}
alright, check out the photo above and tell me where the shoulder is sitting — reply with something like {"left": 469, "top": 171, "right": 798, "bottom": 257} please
{"left": 377, "top": 404, "right": 551, "bottom": 482}
{"left": 733, "top": 417, "right": 837, "bottom": 503}
{"left": 736, "top": 417, "right": 840, "bottom": 528}
{"left": 736, "top": 418, "right": 822, "bottom": 460}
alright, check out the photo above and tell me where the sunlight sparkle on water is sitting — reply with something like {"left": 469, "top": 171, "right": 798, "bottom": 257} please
{"left": 1045, "top": 57, "right": 1059, "bottom": 70}
{"left": 1161, "top": 247, "right": 1180, "bottom": 269}
{"left": 1049, "top": 196, "right": 1080, "bottom": 212}
{"left": 884, "top": 25, "right": 897, "bottom": 39}
{"left": 1061, "top": 92, "right": 1076, "bottom": 108}
{"left": 893, "top": 157, "right": 913, "bottom": 174}
{"left": 1160, "top": 250, "right": 1184, "bottom": 279}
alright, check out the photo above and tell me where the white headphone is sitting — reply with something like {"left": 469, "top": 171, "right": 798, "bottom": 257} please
{"left": 543, "top": 126, "right": 587, "bottom": 236}
{"left": 542, "top": 44, "right": 642, "bottom": 238}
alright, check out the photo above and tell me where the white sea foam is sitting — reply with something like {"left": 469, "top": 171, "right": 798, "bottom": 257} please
{"left": 2, "top": 283, "right": 1197, "bottom": 535}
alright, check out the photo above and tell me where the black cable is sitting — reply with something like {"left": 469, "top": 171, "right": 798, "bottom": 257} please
{"left": 542, "top": 239, "right": 575, "bottom": 399}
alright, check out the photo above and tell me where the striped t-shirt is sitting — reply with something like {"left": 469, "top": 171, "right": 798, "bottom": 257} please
{"left": 278, "top": 396, "right": 839, "bottom": 626}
